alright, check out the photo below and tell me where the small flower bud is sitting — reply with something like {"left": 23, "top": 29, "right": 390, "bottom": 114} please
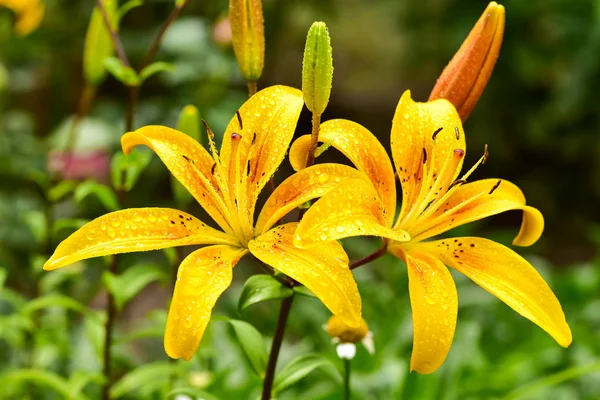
{"left": 177, "top": 105, "right": 202, "bottom": 145}
{"left": 229, "top": 0, "right": 264, "bottom": 83}
{"left": 429, "top": 2, "right": 505, "bottom": 121}
{"left": 84, "top": 0, "right": 118, "bottom": 86}
{"left": 326, "top": 315, "right": 368, "bottom": 344}
{"left": 302, "top": 21, "right": 333, "bottom": 116}
{"left": 336, "top": 343, "right": 356, "bottom": 360}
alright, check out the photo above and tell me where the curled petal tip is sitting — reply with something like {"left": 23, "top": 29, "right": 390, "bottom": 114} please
{"left": 429, "top": 2, "right": 505, "bottom": 121}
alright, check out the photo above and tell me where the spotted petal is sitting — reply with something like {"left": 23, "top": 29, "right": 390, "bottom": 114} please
{"left": 422, "top": 237, "right": 572, "bottom": 347}
{"left": 391, "top": 91, "right": 465, "bottom": 223}
{"left": 122, "top": 126, "right": 235, "bottom": 235}
{"left": 389, "top": 245, "right": 458, "bottom": 374}
{"left": 43, "top": 208, "right": 238, "bottom": 271}
{"left": 219, "top": 85, "right": 304, "bottom": 219}
{"left": 295, "top": 178, "right": 409, "bottom": 247}
{"left": 165, "top": 245, "right": 247, "bottom": 360}
{"left": 289, "top": 119, "right": 397, "bottom": 224}
{"left": 249, "top": 223, "right": 362, "bottom": 327}
{"left": 255, "top": 163, "right": 367, "bottom": 235}
{"left": 412, "top": 179, "right": 544, "bottom": 246}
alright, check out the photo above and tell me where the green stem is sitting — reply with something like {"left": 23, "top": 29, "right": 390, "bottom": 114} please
{"left": 247, "top": 81, "right": 258, "bottom": 97}
{"left": 305, "top": 112, "right": 322, "bottom": 168}
{"left": 261, "top": 294, "right": 294, "bottom": 400}
{"left": 101, "top": 255, "right": 118, "bottom": 400}
{"left": 343, "top": 358, "right": 351, "bottom": 400}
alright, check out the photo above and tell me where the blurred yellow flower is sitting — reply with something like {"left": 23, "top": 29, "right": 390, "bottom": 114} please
{"left": 291, "top": 90, "right": 572, "bottom": 374}
{"left": 0, "top": 0, "right": 44, "bottom": 35}
{"left": 44, "top": 86, "right": 363, "bottom": 361}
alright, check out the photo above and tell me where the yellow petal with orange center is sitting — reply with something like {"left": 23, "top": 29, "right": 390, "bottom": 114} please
{"left": 429, "top": 2, "right": 505, "bottom": 121}
{"left": 289, "top": 119, "right": 397, "bottom": 224}
{"left": 43, "top": 208, "right": 239, "bottom": 271}
{"left": 421, "top": 237, "right": 572, "bottom": 347}
{"left": 295, "top": 178, "right": 409, "bottom": 247}
{"left": 249, "top": 223, "right": 362, "bottom": 327}
{"left": 391, "top": 91, "right": 466, "bottom": 225}
{"left": 122, "top": 126, "right": 235, "bottom": 236}
{"left": 412, "top": 179, "right": 544, "bottom": 246}
{"left": 388, "top": 246, "right": 458, "bottom": 374}
{"left": 255, "top": 163, "right": 367, "bottom": 234}
{"left": 165, "top": 245, "right": 247, "bottom": 360}
{"left": 219, "top": 85, "right": 304, "bottom": 222}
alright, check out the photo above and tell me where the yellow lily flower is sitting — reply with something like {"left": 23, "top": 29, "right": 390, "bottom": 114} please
{"left": 0, "top": 0, "right": 44, "bottom": 35}
{"left": 289, "top": 90, "right": 572, "bottom": 373}
{"left": 44, "top": 86, "right": 364, "bottom": 361}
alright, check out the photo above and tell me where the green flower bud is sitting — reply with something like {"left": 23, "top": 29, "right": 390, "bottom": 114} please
{"left": 302, "top": 21, "right": 333, "bottom": 116}
{"left": 176, "top": 105, "right": 202, "bottom": 145}
{"left": 83, "top": 0, "right": 118, "bottom": 86}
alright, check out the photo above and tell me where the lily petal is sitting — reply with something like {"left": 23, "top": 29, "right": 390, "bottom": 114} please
{"left": 295, "top": 178, "right": 409, "bottom": 247}
{"left": 255, "top": 163, "right": 367, "bottom": 234}
{"left": 389, "top": 245, "right": 457, "bottom": 374}
{"left": 423, "top": 237, "right": 572, "bottom": 347}
{"left": 413, "top": 179, "right": 544, "bottom": 246}
{"left": 219, "top": 85, "right": 304, "bottom": 219}
{"left": 249, "top": 223, "right": 362, "bottom": 327}
{"left": 122, "top": 126, "right": 234, "bottom": 235}
{"left": 44, "top": 208, "right": 238, "bottom": 271}
{"left": 289, "top": 119, "right": 397, "bottom": 224}
{"left": 165, "top": 245, "right": 247, "bottom": 360}
{"left": 0, "top": 0, "right": 45, "bottom": 35}
{"left": 391, "top": 91, "right": 465, "bottom": 224}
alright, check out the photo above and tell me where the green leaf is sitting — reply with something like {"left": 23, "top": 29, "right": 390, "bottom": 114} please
{"left": 292, "top": 285, "right": 316, "bottom": 298}
{"left": 53, "top": 218, "right": 91, "bottom": 236}
{"left": 111, "top": 361, "right": 177, "bottom": 398}
{"left": 47, "top": 180, "right": 78, "bottom": 202}
{"left": 74, "top": 180, "right": 120, "bottom": 211}
{"left": 0, "top": 268, "right": 7, "bottom": 287}
{"left": 176, "top": 104, "right": 202, "bottom": 143}
{"left": 22, "top": 294, "right": 102, "bottom": 323}
{"left": 226, "top": 319, "right": 268, "bottom": 378}
{"left": 0, "top": 369, "right": 82, "bottom": 399}
{"left": 171, "top": 176, "right": 195, "bottom": 207}
{"left": 68, "top": 371, "right": 106, "bottom": 399}
{"left": 102, "top": 264, "right": 168, "bottom": 312}
{"left": 273, "top": 353, "right": 335, "bottom": 394}
{"left": 39, "top": 264, "right": 85, "bottom": 294}
{"left": 139, "top": 61, "right": 175, "bottom": 82}
{"left": 117, "top": 0, "right": 143, "bottom": 22}
{"left": 104, "top": 56, "right": 140, "bottom": 87}
{"left": 111, "top": 148, "right": 152, "bottom": 192}
{"left": 22, "top": 210, "right": 47, "bottom": 245}
{"left": 84, "top": 0, "right": 118, "bottom": 85}
{"left": 238, "top": 275, "right": 294, "bottom": 314}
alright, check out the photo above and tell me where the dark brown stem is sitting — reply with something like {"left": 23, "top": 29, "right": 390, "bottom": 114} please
{"left": 125, "top": 85, "right": 139, "bottom": 132}
{"left": 261, "top": 295, "right": 294, "bottom": 400}
{"left": 101, "top": 255, "right": 118, "bottom": 400}
{"left": 96, "top": 0, "right": 131, "bottom": 68}
{"left": 349, "top": 243, "right": 388, "bottom": 270}
{"left": 247, "top": 81, "right": 258, "bottom": 97}
{"left": 137, "top": 1, "right": 189, "bottom": 71}
{"left": 305, "top": 113, "right": 322, "bottom": 168}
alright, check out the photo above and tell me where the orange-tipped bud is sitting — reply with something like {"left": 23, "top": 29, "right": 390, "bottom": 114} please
{"left": 229, "top": 0, "right": 265, "bottom": 83}
{"left": 429, "top": 2, "right": 505, "bottom": 121}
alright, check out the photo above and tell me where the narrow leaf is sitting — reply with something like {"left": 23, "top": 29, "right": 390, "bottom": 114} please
{"left": 118, "top": 0, "right": 143, "bottom": 22}
{"left": 84, "top": 0, "right": 118, "bottom": 85}
{"left": 111, "top": 361, "right": 177, "bottom": 398}
{"left": 47, "top": 180, "right": 78, "bottom": 202}
{"left": 74, "top": 180, "right": 120, "bottom": 211}
{"left": 273, "top": 353, "right": 336, "bottom": 394}
{"left": 238, "top": 274, "right": 294, "bottom": 314}
{"left": 102, "top": 264, "right": 168, "bottom": 311}
{"left": 139, "top": 61, "right": 175, "bottom": 82}
{"left": 111, "top": 148, "right": 152, "bottom": 192}
{"left": 226, "top": 319, "right": 268, "bottom": 378}
{"left": 104, "top": 56, "right": 140, "bottom": 87}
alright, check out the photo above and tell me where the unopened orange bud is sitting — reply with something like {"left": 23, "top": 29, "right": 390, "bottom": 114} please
{"left": 229, "top": 0, "right": 265, "bottom": 83}
{"left": 429, "top": 2, "right": 505, "bottom": 121}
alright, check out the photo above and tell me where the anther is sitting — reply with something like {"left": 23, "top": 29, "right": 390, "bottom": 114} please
{"left": 247, "top": 160, "right": 251, "bottom": 176}
{"left": 231, "top": 132, "right": 242, "bottom": 140}
{"left": 422, "top": 148, "right": 428, "bottom": 164}
{"left": 211, "top": 162, "right": 217, "bottom": 175}
{"left": 251, "top": 132, "right": 257, "bottom": 145}
{"left": 236, "top": 111, "right": 243, "bottom": 130}
{"left": 482, "top": 144, "right": 489, "bottom": 165}
{"left": 454, "top": 149, "right": 465, "bottom": 157}
{"left": 432, "top": 127, "right": 443, "bottom": 140}
{"left": 454, "top": 126, "right": 460, "bottom": 140}
{"left": 489, "top": 179, "right": 501, "bottom": 194}
{"left": 449, "top": 179, "right": 466, "bottom": 189}
{"left": 182, "top": 155, "right": 191, "bottom": 163}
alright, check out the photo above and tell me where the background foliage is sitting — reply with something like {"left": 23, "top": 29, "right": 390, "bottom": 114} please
{"left": 1, "top": 0, "right": 599, "bottom": 399}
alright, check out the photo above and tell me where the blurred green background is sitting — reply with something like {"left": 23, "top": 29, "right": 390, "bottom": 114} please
{"left": 1, "top": 0, "right": 599, "bottom": 399}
